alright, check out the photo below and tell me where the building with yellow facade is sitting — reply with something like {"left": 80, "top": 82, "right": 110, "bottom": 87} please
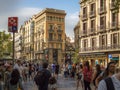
{"left": 15, "top": 8, "right": 66, "bottom": 63}
{"left": 79, "top": 0, "right": 120, "bottom": 66}
{"left": 34, "top": 8, "right": 66, "bottom": 64}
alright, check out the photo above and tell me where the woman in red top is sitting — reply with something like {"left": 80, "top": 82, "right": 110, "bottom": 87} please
{"left": 83, "top": 61, "right": 92, "bottom": 90}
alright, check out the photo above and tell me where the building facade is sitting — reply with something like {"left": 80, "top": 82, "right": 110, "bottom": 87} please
{"left": 34, "top": 8, "right": 66, "bottom": 64}
{"left": 15, "top": 8, "right": 66, "bottom": 63}
{"left": 17, "top": 16, "right": 35, "bottom": 61}
{"left": 79, "top": 0, "right": 120, "bottom": 66}
{"left": 15, "top": 33, "right": 22, "bottom": 59}
{"left": 74, "top": 21, "right": 80, "bottom": 49}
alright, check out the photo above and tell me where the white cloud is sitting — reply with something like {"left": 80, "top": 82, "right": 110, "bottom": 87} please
{"left": 15, "top": 7, "right": 41, "bottom": 17}
{"left": 0, "top": 7, "right": 79, "bottom": 39}
{"left": 65, "top": 11, "right": 79, "bottom": 37}
{"left": 14, "top": 7, "right": 42, "bottom": 27}
{"left": 0, "top": 7, "right": 41, "bottom": 31}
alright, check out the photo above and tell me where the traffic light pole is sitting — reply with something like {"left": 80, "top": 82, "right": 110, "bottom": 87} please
{"left": 8, "top": 17, "right": 18, "bottom": 64}
{"left": 13, "top": 32, "right": 15, "bottom": 64}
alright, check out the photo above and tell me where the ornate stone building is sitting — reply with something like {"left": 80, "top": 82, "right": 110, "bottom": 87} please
{"left": 79, "top": 0, "right": 120, "bottom": 66}
{"left": 34, "top": 8, "right": 66, "bottom": 64}
{"left": 15, "top": 8, "right": 66, "bottom": 64}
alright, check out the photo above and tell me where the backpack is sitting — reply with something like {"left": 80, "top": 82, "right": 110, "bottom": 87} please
{"left": 49, "top": 76, "right": 57, "bottom": 85}
{"left": 104, "top": 77, "right": 115, "bottom": 90}
{"left": 34, "top": 70, "right": 46, "bottom": 86}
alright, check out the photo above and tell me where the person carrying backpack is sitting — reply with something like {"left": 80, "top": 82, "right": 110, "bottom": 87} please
{"left": 96, "top": 62, "right": 116, "bottom": 88}
{"left": 34, "top": 62, "right": 51, "bottom": 90}
{"left": 98, "top": 67, "right": 120, "bottom": 90}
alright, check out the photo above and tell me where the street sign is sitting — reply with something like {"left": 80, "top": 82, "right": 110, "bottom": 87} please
{"left": 108, "top": 54, "right": 112, "bottom": 59}
{"left": 8, "top": 17, "right": 18, "bottom": 33}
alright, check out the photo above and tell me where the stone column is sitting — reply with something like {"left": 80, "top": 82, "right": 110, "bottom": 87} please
{"left": 49, "top": 49, "right": 53, "bottom": 63}
{"left": 118, "top": 54, "right": 120, "bottom": 67}
{"left": 58, "top": 49, "right": 62, "bottom": 64}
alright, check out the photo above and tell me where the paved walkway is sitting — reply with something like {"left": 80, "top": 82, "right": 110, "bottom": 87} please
{"left": 57, "top": 74, "right": 76, "bottom": 90}
{"left": 23, "top": 74, "right": 77, "bottom": 90}
{"left": 23, "top": 74, "right": 94, "bottom": 90}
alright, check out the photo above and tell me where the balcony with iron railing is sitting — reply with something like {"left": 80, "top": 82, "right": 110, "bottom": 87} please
{"left": 57, "top": 39, "right": 63, "bottom": 42}
{"left": 48, "top": 38, "right": 56, "bottom": 42}
{"left": 98, "top": 6, "right": 107, "bottom": 14}
{"left": 88, "top": 28, "right": 96, "bottom": 35}
{"left": 80, "top": 44, "right": 120, "bottom": 53}
{"left": 48, "top": 29, "right": 54, "bottom": 33}
{"left": 25, "top": 47, "right": 30, "bottom": 53}
{"left": 110, "top": 21, "right": 118, "bottom": 29}
{"left": 89, "top": 10, "right": 96, "bottom": 18}
{"left": 110, "top": 2, "right": 115, "bottom": 10}
{"left": 82, "top": 14, "right": 88, "bottom": 20}
{"left": 81, "top": 30, "right": 87, "bottom": 36}
{"left": 57, "top": 29, "right": 63, "bottom": 33}
{"left": 97, "top": 25, "right": 106, "bottom": 33}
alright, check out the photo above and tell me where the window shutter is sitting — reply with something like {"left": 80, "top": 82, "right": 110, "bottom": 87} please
{"left": 99, "top": 35, "right": 102, "bottom": 46}
{"left": 90, "top": 38, "right": 92, "bottom": 48}
{"left": 86, "top": 39, "right": 88, "bottom": 48}
{"left": 116, "top": 13, "right": 118, "bottom": 26}
{"left": 117, "top": 33, "right": 119, "bottom": 45}
{"left": 111, "top": 34, "right": 113, "bottom": 45}
{"left": 104, "top": 16, "right": 106, "bottom": 28}
{"left": 106, "top": 34, "right": 107, "bottom": 46}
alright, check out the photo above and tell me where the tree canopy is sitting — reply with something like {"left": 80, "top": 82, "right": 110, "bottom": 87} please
{"left": 0, "top": 31, "right": 12, "bottom": 59}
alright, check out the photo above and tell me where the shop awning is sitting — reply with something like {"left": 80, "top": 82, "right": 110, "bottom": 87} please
{"left": 112, "top": 57, "right": 119, "bottom": 60}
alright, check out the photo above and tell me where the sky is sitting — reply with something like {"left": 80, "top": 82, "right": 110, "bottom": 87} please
{"left": 0, "top": 0, "right": 80, "bottom": 38}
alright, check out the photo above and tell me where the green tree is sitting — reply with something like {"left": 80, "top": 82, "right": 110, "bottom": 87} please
{"left": 0, "top": 31, "right": 12, "bottom": 59}
{"left": 72, "top": 48, "right": 79, "bottom": 63}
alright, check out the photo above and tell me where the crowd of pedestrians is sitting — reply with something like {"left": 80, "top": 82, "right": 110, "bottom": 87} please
{"left": 61, "top": 61, "right": 120, "bottom": 90}
{"left": 0, "top": 59, "right": 119, "bottom": 90}
{"left": 0, "top": 60, "right": 60, "bottom": 90}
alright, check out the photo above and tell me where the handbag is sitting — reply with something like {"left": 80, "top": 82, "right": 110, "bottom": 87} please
{"left": 49, "top": 76, "right": 57, "bottom": 85}
{"left": 18, "top": 87, "right": 21, "bottom": 90}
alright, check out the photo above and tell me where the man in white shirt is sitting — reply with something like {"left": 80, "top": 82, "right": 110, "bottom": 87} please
{"left": 13, "top": 60, "right": 23, "bottom": 77}
{"left": 98, "top": 69, "right": 120, "bottom": 90}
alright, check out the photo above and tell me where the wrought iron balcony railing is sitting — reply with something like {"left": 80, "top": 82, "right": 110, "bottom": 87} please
{"left": 111, "top": 22, "right": 118, "bottom": 28}
{"left": 48, "top": 29, "right": 54, "bottom": 33}
{"left": 57, "top": 39, "right": 63, "bottom": 42}
{"left": 57, "top": 29, "right": 63, "bottom": 33}
{"left": 80, "top": 44, "right": 120, "bottom": 52}
{"left": 110, "top": 2, "right": 115, "bottom": 10}
{"left": 81, "top": 30, "right": 87, "bottom": 36}
{"left": 98, "top": 6, "right": 107, "bottom": 14}
{"left": 97, "top": 25, "right": 106, "bottom": 32}
{"left": 89, "top": 11, "right": 96, "bottom": 17}
{"left": 88, "top": 28, "right": 96, "bottom": 34}
{"left": 82, "top": 14, "right": 87, "bottom": 20}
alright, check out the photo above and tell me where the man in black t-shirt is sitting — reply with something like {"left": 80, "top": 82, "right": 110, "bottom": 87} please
{"left": 38, "top": 62, "right": 51, "bottom": 90}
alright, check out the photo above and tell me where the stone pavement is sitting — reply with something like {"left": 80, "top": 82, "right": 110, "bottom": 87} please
{"left": 57, "top": 74, "right": 76, "bottom": 90}
{"left": 23, "top": 74, "right": 94, "bottom": 90}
